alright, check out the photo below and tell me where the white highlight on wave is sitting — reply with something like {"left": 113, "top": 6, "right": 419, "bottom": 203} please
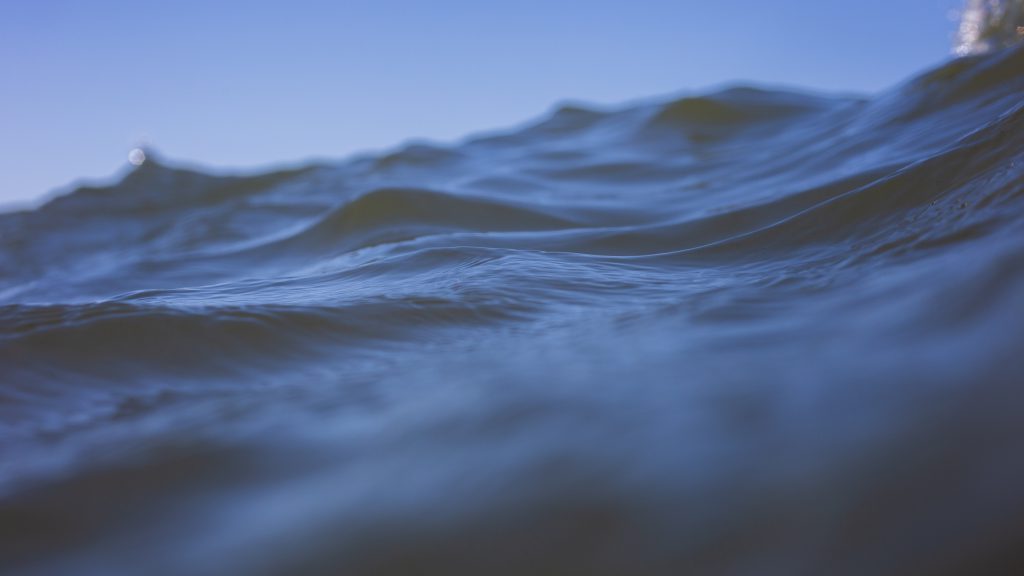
{"left": 128, "top": 148, "right": 147, "bottom": 167}
{"left": 956, "top": 0, "right": 1024, "bottom": 55}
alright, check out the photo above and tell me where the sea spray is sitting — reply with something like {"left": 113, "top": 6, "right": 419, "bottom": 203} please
{"left": 956, "top": 0, "right": 1024, "bottom": 54}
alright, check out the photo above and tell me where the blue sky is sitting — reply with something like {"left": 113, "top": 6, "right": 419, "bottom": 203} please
{"left": 1, "top": 0, "right": 964, "bottom": 205}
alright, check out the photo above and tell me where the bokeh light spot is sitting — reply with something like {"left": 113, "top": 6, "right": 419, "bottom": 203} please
{"left": 128, "top": 148, "right": 147, "bottom": 166}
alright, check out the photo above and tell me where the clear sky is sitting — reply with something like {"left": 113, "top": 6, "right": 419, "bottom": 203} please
{"left": 1, "top": 0, "right": 965, "bottom": 205}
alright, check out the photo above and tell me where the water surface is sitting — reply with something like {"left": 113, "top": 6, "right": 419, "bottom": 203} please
{"left": 1, "top": 42, "right": 1024, "bottom": 576}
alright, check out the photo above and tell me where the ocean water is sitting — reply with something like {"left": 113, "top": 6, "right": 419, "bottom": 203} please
{"left": 2, "top": 34, "right": 1024, "bottom": 576}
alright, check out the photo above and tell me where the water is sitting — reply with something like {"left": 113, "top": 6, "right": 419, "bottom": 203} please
{"left": 2, "top": 33, "right": 1023, "bottom": 576}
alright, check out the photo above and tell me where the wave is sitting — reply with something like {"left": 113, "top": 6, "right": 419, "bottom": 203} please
{"left": 1, "top": 41, "right": 1023, "bottom": 576}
